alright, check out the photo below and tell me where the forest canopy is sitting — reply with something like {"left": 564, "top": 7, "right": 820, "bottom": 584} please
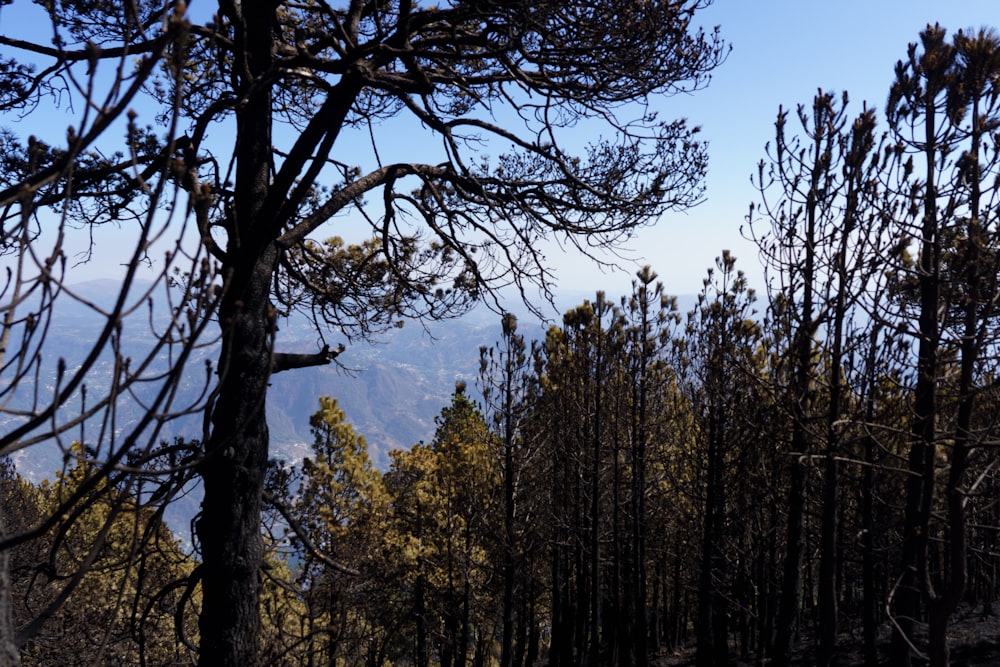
{"left": 3, "top": 0, "right": 1000, "bottom": 666}
{"left": 0, "top": 1, "right": 726, "bottom": 666}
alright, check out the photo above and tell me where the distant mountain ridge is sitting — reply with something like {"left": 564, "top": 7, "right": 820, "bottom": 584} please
{"left": 7, "top": 280, "right": 697, "bottom": 480}
{"left": 4, "top": 280, "right": 698, "bottom": 546}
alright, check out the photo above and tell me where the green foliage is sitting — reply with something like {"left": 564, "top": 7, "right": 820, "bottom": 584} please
{"left": 6, "top": 446, "right": 197, "bottom": 667}
{"left": 7, "top": 8, "right": 1000, "bottom": 666}
{"left": 284, "top": 396, "right": 390, "bottom": 667}
{"left": 299, "top": 395, "right": 387, "bottom": 549}
{"left": 383, "top": 387, "right": 499, "bottom": 667}
{"left": 1, "top": 1, "right": 725, "bottom": 663}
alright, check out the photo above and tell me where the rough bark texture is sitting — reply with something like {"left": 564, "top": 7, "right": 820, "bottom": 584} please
{"left": 193, "top": 3, "right": 277, "bottom": 663}
{"left": 196, "top": 252, "right": 276, "bottom": 667}
{"left": 0, "top": 513, "right": 19, "bottom": 667}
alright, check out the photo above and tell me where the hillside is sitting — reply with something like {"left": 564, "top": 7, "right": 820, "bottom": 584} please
{"left": 6, "top": 281, "right": 694, "bottom": 481}
{"left": 4, "top": 281, "right": 542, "bottom": 480}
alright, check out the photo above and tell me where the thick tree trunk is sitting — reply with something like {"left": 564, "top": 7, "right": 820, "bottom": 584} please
{"left": 196, "top": 425, "right": 267, "bottom": 666}
{"left": 195, "top": 4, "right": 277, "bottom": 664}
{"left": 197, "top": 249, "right": 276, "bottom": 667}
{"left": 0, "top": 513, "right": 18, "bottom": 667}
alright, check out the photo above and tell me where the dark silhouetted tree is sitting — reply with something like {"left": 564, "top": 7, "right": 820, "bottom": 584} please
{"left": 0, "top": 1, "right": 725, "bottom": 664}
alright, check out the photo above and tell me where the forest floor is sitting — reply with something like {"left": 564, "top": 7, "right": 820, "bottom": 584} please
{"left": 656, "top": 603, "right": 1000, "bottom": 665}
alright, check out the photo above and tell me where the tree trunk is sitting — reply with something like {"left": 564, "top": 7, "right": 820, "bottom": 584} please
{"left": 774, "top": 457, "right": 806, "bottom": 667}
{"left": 697, "top": 407, "right": 728, "bottom": 667}
{"left": 527, "top": 579, "right": 540, "bottom": 667}
{"left": 197, "top": 248, "right": 276, "bottom": 667}
{"left": 550, "top": 425, "right": 571, "bottom": 667}
{"left": 631, "top": 295, "right": 650, "bottom": 667}
{"left": 819, "top": 268, "right": 849, "bottom": 667}
{"left": 459, "top": 578, "right": 471, "bottom": 667}
{"left": 415, "top": 571, "right": 429, "bottom": 667}
{"left": 695, "top": 479, "right": 716, "bottom": 667}
{"left": 0, "top": 512, "right": 18, "bottom": 667}
{"left": 514, "top": 585, "right": 527, "bottom": 667}
{"left": 860, "top": 327, "right": 880, "bottom": 666}
{"left": 588, "top": 326, "right": 601, "bottom": 667}
{"left": 817, "top": 458, "right": 838, "bottom": 667}
{"left": 194, "top": 2, "right": 278, "bottom": 664}
{"left": 892, "top": 79, "right": 943, "bottom": 667}
{"left": 442, "top": 605, "right": 457, "bottom": 667}
{"left": 500, "top": 339, "right": 518, "bottom": 667}
{"left": 774, "top": 173, "right": 816, "bottom": 667}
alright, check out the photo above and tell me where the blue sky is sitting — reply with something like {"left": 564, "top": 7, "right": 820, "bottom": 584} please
{"left": 3, "top": 1, "right": 998, "bottom": 303}
{"left": 564, "top": 0, "right": 1000, "bottom": 299}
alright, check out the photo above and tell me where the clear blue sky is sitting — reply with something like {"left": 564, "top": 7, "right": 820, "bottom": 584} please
{"left": 3, "top": 1, "right": 997, "bottom": 302}
{"left": 561, "top": 0, "right": 999, "bottom": 299}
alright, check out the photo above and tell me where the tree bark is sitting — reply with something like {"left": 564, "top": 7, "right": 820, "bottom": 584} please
{"left": 696, "top": 400, "right": 728, "bottom": 667}
{"left": 892, "top": 62, "right": 944, "bottom": 667}
{"left": 861, "top": 331, "right": 880, "bottom": 667}
{"left": 774, "top": 151, "right": 817, "bottom": 667}
{"left": 194, "top": 3, "right": 279, "bottom": 664}
{"left": 498, "top": 323, "right": 520, "bottom": 667}
{"left": 197, "top": 249, "right": 276, "bottom": 667}
{"left": 631, "top": 287, "right": 651, "bottom": 667}
{"left": 0, "top": 512, "right": 18, "bottom": 667}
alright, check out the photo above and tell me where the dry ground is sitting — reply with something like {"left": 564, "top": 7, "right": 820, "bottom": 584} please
{"left": 656, "top": 603, "right": 1000, "bottom": 666}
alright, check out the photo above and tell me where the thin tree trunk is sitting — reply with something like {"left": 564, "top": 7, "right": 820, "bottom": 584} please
{"left": 459, "top": 578, "right": 471, "bottom": 667}
{"left": 500, "top": 360, "right": 517, "bottom": 667}
{"left": 818, "top": 457, "right": 838, "bottom": 667}
{"left": 416, "top": 572, "right": 429, "bottom": 667}
{"left": 671, "top": 547, "right": 682, "bottom": 651}
{"left": 550, "top": 413, "right": 571, "bottom": 667}
{"left": 527, "top": 578, "right": 540, "bottom": 667}
{"left": 589, "top": 313, "right": 602, "bottom": 667}
{"left": 774, "top": 196, "right": 816, "bottom": 667}
{"left": 514, "top": 584, "right": 527, "bottom": 667}
{"left": 774, "top": 458, "right": 806, "bottom": 667}
{"left": 861, "top": 329, "right": 880, "bottom": 667}
{"left": 893, "top": 67, "right": 944, "bottom": 667}
{"left": 819, "top": 224, "right": 852, "bottom": 667}
{"left": 697, "top": 406, "right": 728, "bottom": 667}
{"left": 632, "top": 290, "right": 651, "bottom": 667}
